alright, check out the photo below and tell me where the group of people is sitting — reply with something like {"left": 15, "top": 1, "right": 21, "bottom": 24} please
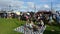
{"left": 25, "top": 19, "right": 45, "bottom": 31}
{"left": 23, "top": 13, "right": 52, "bottom": 29}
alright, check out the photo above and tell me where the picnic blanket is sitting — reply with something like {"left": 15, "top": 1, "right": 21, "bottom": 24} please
{"left": 14, "top": 26, "right": 46, "bottom": 34}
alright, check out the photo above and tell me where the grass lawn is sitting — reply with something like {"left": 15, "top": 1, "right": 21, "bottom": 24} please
{"left": 0, "top": 18, "right": 60, "bottom": 34}
{"left": 0, "top": 18, "right": 25, "bottom": 34}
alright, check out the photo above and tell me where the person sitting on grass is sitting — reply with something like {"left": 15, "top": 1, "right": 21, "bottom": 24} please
{"left": 26, "top": 20, "right": 38, "bottom": 31}
{"left": 25, "top": 19, "right": 35, "bottom": 29}
{"left": 48, "top": 15, "right": 54, "bottom": 24}
{"left": 29, "top": 20, "right": 35, "bottom": 29}
{"left": 37, "top": 20, "right": 44, "bottom": 28}
{"left": 25, "top": 19, "right": 30, "bottom": 27}
{"left": 40, "top": 20, "right": 44, "bottom": 27}
{"left": 29, "top": 20, "right": 39, "bottom": 31}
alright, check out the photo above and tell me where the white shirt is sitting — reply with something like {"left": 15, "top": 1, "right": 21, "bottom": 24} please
{"left": 29, "top": 22, "right": 34, "bottom": 28}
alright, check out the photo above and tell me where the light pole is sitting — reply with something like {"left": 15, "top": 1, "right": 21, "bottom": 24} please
{"left": 9, "top": 5, "right": 11, "bottom": 11}
{"left": 34, "top": 4, "right": 36, "bottom": 12}
{"left": 51, "top": 0, "right": 53, "bottom": 11}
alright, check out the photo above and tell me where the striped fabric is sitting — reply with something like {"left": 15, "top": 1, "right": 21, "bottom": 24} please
{"left": 14, "top": 26, "right": 46, "bottom": 34}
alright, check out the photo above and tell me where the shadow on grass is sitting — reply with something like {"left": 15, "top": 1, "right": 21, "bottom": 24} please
{"left": 44, "top": 30, "right": 60, "bottom": 34}
{"left": 52, "top": 19, "right": 60, "bottom": 29}
{"left": 46, "top": 19, "right": 60, "bottom": 30}
{"left": 52, "top": 24, "right": 60, "bottom": 28}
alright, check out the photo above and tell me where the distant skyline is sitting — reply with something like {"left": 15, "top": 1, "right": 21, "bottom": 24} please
{"left": 0, "top": 0, "right": 60, "bottom": 12}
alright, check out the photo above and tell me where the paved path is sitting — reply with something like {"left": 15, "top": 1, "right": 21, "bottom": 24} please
{"left": 14, "top": 26, "right": 46, "bottom": 34}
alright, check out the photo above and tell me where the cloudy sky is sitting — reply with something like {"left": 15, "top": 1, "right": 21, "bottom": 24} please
{"left": 0, "top": 0, "right": 60, "bottom": 12}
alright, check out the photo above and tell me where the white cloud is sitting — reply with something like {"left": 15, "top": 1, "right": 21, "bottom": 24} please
{"left": 36, "top": 5, "right": 43, "bottom": 9}
{"left": 55, "top": 4, "right": 60, "bottom": 7}
{"left": 39, "top": 0, "right": 56, "bottom": 2}
{"left": 27, "top": 2, "right": 35, "bottom": 9}
{"left": 20, "top": 6, "right": 27, "bottom": 9}
{"left": 53, "top": 4, "right": 60, "bottom": 10}
{"left": 36, "top": 4, "right": 49, "bottom": 10}
{"left": 11, "top": 1, "right": 24, "bottom": 7}
{"left": 0, "top": 0, "right": 24, "bottom": 10}
{"left": 44, "top": 4, "right": 49, "bottom": 8}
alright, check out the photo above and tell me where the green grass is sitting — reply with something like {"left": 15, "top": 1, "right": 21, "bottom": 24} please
{"left": 0, "top": 18, "right": 60, "bottom": 34}
{"left": 44, "top": 24, "right": 60, "bottom": 34}
{"left": 0, "top": 18, "right": 25, "bottom": 34}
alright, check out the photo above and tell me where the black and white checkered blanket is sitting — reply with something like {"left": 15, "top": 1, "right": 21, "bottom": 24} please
{"left": 14, "top": 26, "right": 46, "bottom": 34}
